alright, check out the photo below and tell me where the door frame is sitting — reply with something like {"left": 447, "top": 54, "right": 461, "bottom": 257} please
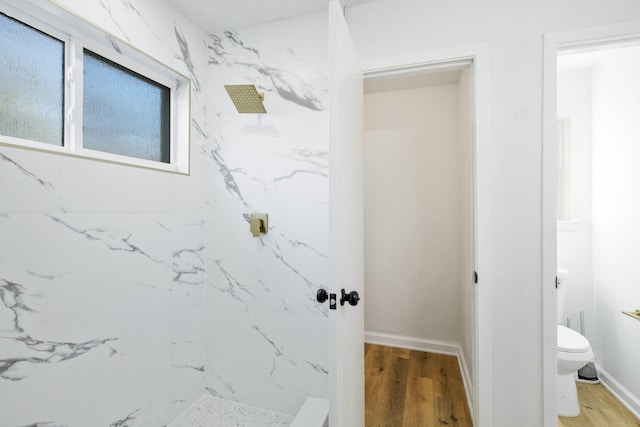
{"left": 542, "top": 20, "right": 640, "bottom": 426}
{"left": 361, "top": 43, "right": 492, "bottom": 426}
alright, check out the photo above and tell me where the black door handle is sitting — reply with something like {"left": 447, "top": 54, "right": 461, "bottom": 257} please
{"left": 340, "top": 289, "right": 360, "bottom": 306}
{"left": 316, "top": 288, "right": 328, "bottom": 303}
{"left": 318, "top": 288, "right": 358, "bottom": 309}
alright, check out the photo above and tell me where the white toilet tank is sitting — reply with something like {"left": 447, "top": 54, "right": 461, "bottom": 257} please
{"left": 557, "top": 268, "right": 569, "bottom": 322}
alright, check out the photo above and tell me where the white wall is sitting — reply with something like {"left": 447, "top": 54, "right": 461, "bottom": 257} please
{"left": 347, "top": 1, "right": 640, "bottom": 425}
{"left": 205, "top": 11, "right": 330, "bottom": 416}
{"left": 592, "top": 45, "right": 640, "bottom": 404}
{"left": 557, "top": 69, "right": 595, "bottom": 340}
{"left": 0, "top": 0, "right": 209, "bottom": 425}
{"left": 363, "top": 82, "right": 464, "bottom": 344}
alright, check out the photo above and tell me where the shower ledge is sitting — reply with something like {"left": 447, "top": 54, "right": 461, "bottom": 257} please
{"left": 168, "top": 395, "right": 294, "bottom": 427}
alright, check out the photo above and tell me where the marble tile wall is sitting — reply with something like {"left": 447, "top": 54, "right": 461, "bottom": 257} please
{"left": 0, "top": 0, "right": 208, "bottom": 425}
{"left": 1, "top": 1, "right": 332, "bottom": 424}
{"left": 205, "top": 11, "right": 330, "bottom": 416}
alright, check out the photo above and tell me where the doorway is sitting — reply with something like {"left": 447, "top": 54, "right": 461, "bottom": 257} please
{"left": 543, "top": 24, "right": 640, "bottom": 425}
{"left": 361, "top": 54, "right": 487, "bottom": 425}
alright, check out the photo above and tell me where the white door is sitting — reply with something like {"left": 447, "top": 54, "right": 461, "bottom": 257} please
{"left": 328, "top": 1, "right": 364, "bottom": 426}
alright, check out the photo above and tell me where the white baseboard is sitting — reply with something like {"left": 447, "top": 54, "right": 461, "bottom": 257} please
{"left": 364, "top": 331, "right": 473, "bottom": 416}
{"left": 595, "top": 364, "right": 640, "bottom": 420}
{"left": 457, "top": 345, "right": 474, "bottom": 415}
{"left": 365, "top": 331, "right": 459, "bottom": 355}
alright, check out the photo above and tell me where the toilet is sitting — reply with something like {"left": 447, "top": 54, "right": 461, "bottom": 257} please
{"left": 556, "top": 268, "right": 594, "bottom": 417}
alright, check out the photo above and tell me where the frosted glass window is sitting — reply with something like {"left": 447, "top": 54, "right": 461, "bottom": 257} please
{"left": 0, "top": 3, "right": 188, "bottom": 173}
{"left": 83, "top": 49, "right": 170, "bottom": 163}
{"left": 0, "top": 12, "right": 64, "bottom": 146}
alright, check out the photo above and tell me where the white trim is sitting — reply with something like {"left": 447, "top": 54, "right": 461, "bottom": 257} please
{"left": 364, "top": 331, "right": 474, "bottom": 418}
{"left": 363, "top": 44, "right": 492, "bottom": 426}
{"left": 458, "top": 343, "right": 474, "bottom": 417}
{"left": 472, "top": 43, "right": 493, "bottom": 427}
{"left": 543, "top": 20, "right": 640, "bottom": 426}
{"left": 361, "top": 44, "right": 488, "bottom": 74}
{"left": 596, "top": 365, "right": 640, "bottom": 420}
{"left": 542, "top": 32, "right": 560, "bottom": 427}
{"left": 365, "top": 331, "right": 460, "bottom": 355}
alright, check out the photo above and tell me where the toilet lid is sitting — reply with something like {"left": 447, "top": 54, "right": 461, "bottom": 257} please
{"left": 557, "top": 325, "right": 590, "bottom": 353}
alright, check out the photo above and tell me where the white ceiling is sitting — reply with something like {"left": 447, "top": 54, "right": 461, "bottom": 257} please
{"left": 166, "top": 0, "right": 373, "bottom": 34}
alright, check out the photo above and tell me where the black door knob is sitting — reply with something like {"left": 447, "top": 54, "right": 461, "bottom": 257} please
{"left": 316, "top": 288, "right": 328, "bottom": 303}
{"left": 340, "top": 289, "right": 360, "bottom": 306}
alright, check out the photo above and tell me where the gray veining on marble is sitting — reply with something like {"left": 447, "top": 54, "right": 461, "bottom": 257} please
{"left": 192, "top": 119, "right": 208, "bottom": 139}
{"left": 173, "top": 364, "right": 205, "bottom": 372}
{"left": 273, "top": 149, "right": 328, "bottom": 183}
{"left": 0, "top": 278, "right": 117, "bottom": 381}
{"left": 210, "top": 259, "right": 255, "bottom": 307}
{"left": 105, "top": 34, "right": 123, "bottom": 53}
{"left": 18, "top": 423, "right": 68, "bottom": 427}
{"left": 207, "top": 30, "right": 327, "bottom": 113}
{"left": 109, "top": 408, "right": 141, "bottom": 427}
{"left": 250, "top": 323, "right": 298, "bottom": 388}
{"left": 98, "top": 0, "right": 131, "bottom": 41}
{"left": 276, "top": 231, "right": 327, "bottom": 258}
{"left": 26, "top": 270, "right": 69, "bottom": 280}
{"left": 205, "top": 373, "right": 239, "bottom": 401}
{"left": 210, "top": 138, "right": 249, "bottom": 207}
{"left": 175, "top": 25, "right": 202, "bottom": 94}
{"left": 0, "top": 152, "right": 55, "bottom": 190}
{"left": 304, "top": 360, "right": 329, "bottom": 375}
{"left": 48, "top": 215, "right": 167, "bottom": 264}
{"left": 173, "top": 246, "right": 205, "bottom": 285}
{"left": 120, "top": 0, "right": 161, "bottom": 40}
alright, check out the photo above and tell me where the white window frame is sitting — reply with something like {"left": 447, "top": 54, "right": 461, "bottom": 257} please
{"left": 0, "top": 0, "right": 191, "bottom": 174}
{"left": 556, "top": 116, "right": 571, "bottom": 222}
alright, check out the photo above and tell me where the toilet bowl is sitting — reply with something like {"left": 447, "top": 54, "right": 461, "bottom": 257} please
{"left": 556, "top": 268, "right": 594, "bottom": 417}
{"left": 556, "top": 325, "right": 593, "bottom": 417}
{"left": 557, "top": 324, "right": 593, "bottom": 416}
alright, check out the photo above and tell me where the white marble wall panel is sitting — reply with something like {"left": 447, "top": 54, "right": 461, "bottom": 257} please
{"left": 0, "top": 0, "right": 209, "bottom": 425}
{"left": 0, "top": 214, "right": 166, "bottom": 425}
{"left": 0, "top": 148, "right": 175, "bottom": 214}
{"left": 206, "top": 303, "right": 328, "bottom": 415}
{"left": 205, "top": 11, "right": 330, "bottom": 416}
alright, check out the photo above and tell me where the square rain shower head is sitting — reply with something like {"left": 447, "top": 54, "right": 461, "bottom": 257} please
{"left": 224, "top": 84, "right": 267, "bottom": 114}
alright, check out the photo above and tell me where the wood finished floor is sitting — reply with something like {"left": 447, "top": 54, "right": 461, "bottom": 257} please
{"left": 365, "top": 344, "right": 472, "bottom": 427}
{"left": 558, "top": 382, "right": 640, "bottom": 427}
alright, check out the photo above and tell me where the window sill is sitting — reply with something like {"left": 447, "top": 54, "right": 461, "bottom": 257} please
{"left": 557, "top": 221, "right": 579, "bottom": 231}
{"left": 0, "top": 137, "right": 189, "bottom": 175}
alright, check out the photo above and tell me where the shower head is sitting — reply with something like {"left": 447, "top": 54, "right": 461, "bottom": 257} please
{"left": 224, "top": 84, "right": 267, "bottom": 114}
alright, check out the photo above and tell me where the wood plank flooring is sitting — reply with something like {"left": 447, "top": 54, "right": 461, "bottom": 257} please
{"left": 365, "top": 344, "right": 472, "bottom": 427}
{"left": 558, "top": 382, "right": 640, "bottom": 427}
{"left": 365, "top": 343, "right": 640, "bottom": 426}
